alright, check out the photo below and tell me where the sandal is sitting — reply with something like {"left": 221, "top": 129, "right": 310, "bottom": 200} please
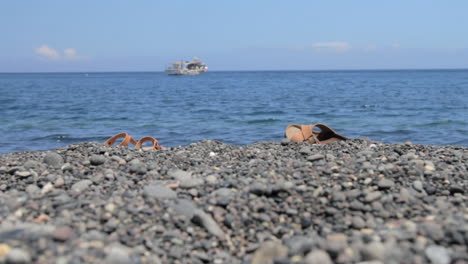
{"left": 103, "top": 133, "right": 137, "bottom": 147}
{"left": 285, "top": 123, "right": 348, "bottom": 144}
{"left": 135, "top": 136, "right": 164, "bottom": 150}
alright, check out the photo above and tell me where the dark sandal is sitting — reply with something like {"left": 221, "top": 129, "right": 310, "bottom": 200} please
{"left": 285, "top": 123, "right": 347, "bottom": 144}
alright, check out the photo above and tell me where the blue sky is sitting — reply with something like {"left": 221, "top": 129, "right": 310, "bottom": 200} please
{"left": 1, "top": 0, "right": 467, "bottom": 72}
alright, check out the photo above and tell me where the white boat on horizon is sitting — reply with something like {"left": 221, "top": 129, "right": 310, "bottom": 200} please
{"left": 165, "top": 57, "right": 208, "bottom": 75}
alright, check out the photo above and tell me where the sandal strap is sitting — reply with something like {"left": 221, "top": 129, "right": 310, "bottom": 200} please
{"left": 103, "top": 133, "right": 137, "bottom": 146}
{"left": 135, "top": 136, "right": 163, "bottom": 150}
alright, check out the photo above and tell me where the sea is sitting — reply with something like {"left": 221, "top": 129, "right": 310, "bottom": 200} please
{"left": 0, "top": 70, "right": 467, "bottom": 154}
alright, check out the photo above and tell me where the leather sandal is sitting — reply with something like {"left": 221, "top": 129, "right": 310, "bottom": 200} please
{"left": 285, "top": 123, "right": 347, "bottom": 144}
{"left": 103, "top": 133, "right": 137, "bottom": 147}
{"left": 135, "top": 136, "right": 164, "bottom": 150}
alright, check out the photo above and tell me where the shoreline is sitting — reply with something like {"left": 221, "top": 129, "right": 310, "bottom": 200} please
{"left": 0, "top": 139, "right": 467, "bottom": 263}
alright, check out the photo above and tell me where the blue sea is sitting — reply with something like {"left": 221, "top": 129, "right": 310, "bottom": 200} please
{"left": 1, "top": 70, "right": 467, "bottom": 154}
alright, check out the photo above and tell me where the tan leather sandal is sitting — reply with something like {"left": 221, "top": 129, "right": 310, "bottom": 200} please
{"left": 135, "top": 136, "right": 164, "bottom": 150}
{"left": 285, "top": 123, "right": 348, "bottom": 144}
{"left": 103, "top": 133, "right": 137, "bottom": 147}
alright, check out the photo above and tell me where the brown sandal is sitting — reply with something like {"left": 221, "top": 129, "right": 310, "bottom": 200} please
{"left": 103, "top": 133, "right": 137, "bottom": 147}
{"left": 135, "top": 136, "right": 164, "bottom": 150}
{"left": 285, "top": 123, "right": 348, "bottom": 144}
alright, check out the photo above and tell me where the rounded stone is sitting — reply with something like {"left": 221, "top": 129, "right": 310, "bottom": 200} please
{"left": 43, "top": 152, "right": 64, "bottom": 168}
{"left": 5, "top": 248, "right": 31, "bottom": 264}
{"left": 89, "top": 155, "right": 106, "bottom": 166}
{"left": 304, "top": 249, "right": 333, "bottom": 264}
{"left": 52, "top": 227, "right": 73, "bottom": 242}
{"left": 143, "top": 185, "right": 177, "bottom": 200}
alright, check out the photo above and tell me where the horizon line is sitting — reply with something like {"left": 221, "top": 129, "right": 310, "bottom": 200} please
{"left": 1, "top": 67, "right": 468, "bottom": 74}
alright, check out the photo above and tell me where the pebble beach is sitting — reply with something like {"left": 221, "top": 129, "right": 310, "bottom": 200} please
{"left": 0, "top": 139, "right": 467, "bottom": 264}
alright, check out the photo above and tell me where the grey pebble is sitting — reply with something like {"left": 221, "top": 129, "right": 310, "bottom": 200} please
{"left": 365, "top": 191, "right": 382, "bottom": 203}
{"left": 251, "top": 241, "right": 288, "bottom": 264}
{"left": 304, "top": 249, "right": 333, "bottom": 264}
{"left": 307, "top": 154, "right": 325, "bottom": 161}
{"left": 43, "top": 152, "right": 64, "bottom": 168}
{"left": 129, "top": 162, "right": 147, "bottom": 174}
{"left": 105, "top": 245, "right": 131, "bottom": 264}
{"left": 71, "top": 179, "right": 92, "bottom": 193}
{"left": 143, "top": 185, "right": 177, "bottom": 200}
{"left": 89, "top": 155, "right": 106, "bottom": 166}
{"left": 424, "top": 245, "right": 450, "bottom": 264}
{"left": 6, "top": 248, "right": 31, "bottom": 264}
{"left": 413, "top": 180, "right": 424, "bottom": 192}
{"left": 377, "top": 178, "right": 395, "bottom": 190}
{"left": 192, "top": 209, "right": 224, "bottom": 239}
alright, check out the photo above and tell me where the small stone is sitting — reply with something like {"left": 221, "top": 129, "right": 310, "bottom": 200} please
{"left": 284, "top": 236, "right": 315, "bottom": 256}
{"left": 425, "top": 245, "right": 450, "bottom": 264}
{"left": 377, "top": 178, "right": 395, "bottom": 190}
{"left": 25, "top": 185, "right": 41, "bottom": 196}
{"left": 14, "top": 170, "right": 31, "bottom": 178}
{"left": 143, "top": 185, "right": 177, "bottom": 200}
{"left": 5, "top": 248, "right": 31, "bottom": 264}
{"left": 71, "top": 180, "right": 92, "bottom": 193}
{"left": 299, "top": 147, "right": 312, "bottom": 155}
{"left": 168, "top": 169, "right": 191, "bottom": 179}
{"left": 41, "top": 182, "right": 54, "bottom": 195}
{"left": 192, "top": 209, "right": 224, "bottom": 239}
{"left": 424, "top": 162, "right": 435, "bottom": 171}
{"left": 251, "top": 241, "right": 288, "bottom": 264}
{"left": 361, "top": 242, "right": 385, "bottom": 261}
{"left": 399, "top": 188, "right": 414, "bottom": 202}
{"left": 413, "top": 180, "right": 424, "bottom": 192}
{"left": 105, "top": 203, "right": 116, "bottom": 213}
{"left": 365, "top": 191, "right": 382, "bottom": 202}
{"left": 179, "top": 177, "right": 204, "bottom": 188}
{"left": 23, "top": 160, "right": 38, "bottom": 169}
{"left": 307, "top": 154, "right": 325, "bottom": 161}
{"left": 352, "top": 216, "right": 366, "bottom": 229}
{"left": 105, "top": 246, "right": 131, "bottom": 264}
{"left": 449, "top": 186, "right": 465, "bottom": 194}
{"left": 61, "top": 163, "right": 72, "bottom": 172}
{"left": 326, "top": 233, "right": 348, "bottom": 253}
{"left": 304, "top": 249, "right": 333, "bottom": 264}
{"left": 206, "top": 175, "right": 218, "bottom": 184}
{"left": 171, "top": 199, "right": 197, "bottom": 218}
{"left": 211, "top": 188, "right": 234, "bottom": 206}
{"left": 89, "top": 155, "right": 106, "bottom": 166}
{"left": 52, "top": 227, "right": 73, "bottom": 242}
{"left": 54, "top": 177, "right": 65, "bottom": 187}
{"left": 129, "top": 163, "right": 147, "bottom": 174}
{"left": 43, "top": 152, "right": 64, "bottom": 168}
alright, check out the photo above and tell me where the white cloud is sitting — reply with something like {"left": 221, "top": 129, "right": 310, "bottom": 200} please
{"left": 311, "top": 42, "right": 352, "bottom": 53}
{"left": 35, "top": 45, "right": 87, "bottom": 61}
{"left": 63, "top": 48, "right": 80, "bottom": 60}
{"left": 35, "top": 45, "right": 60, "bottom": 60}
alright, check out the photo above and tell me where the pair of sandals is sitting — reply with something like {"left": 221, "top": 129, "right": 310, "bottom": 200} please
{"left": 285, "top": 123, "right": 348, "bottom": 144}
{"left": 103, "top": 133, "right": 164, "bottom": 150}
{"left": 103, "top": 123, "right": 346, "bottom": 150}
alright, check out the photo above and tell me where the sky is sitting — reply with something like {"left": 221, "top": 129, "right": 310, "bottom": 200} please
{"left": 1, "top": 0, "right": 467, "bottom": 72}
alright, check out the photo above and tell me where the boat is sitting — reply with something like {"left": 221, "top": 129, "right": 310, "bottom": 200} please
{"left": 165, "top": 57, "right": 208, "bottom": 75}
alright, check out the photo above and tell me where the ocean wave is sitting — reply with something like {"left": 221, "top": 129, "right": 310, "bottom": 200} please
{"left": 415, "top": 120, "right": 468, "bottom": 127}
{"left": 246, "top": 110, "right": 286, "bottom": 116}
{"left": 32, "top": 134, "right": 103, "bottom": 143}
{"left": 245, "top": 118, "right": 282, "bottom": 125}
